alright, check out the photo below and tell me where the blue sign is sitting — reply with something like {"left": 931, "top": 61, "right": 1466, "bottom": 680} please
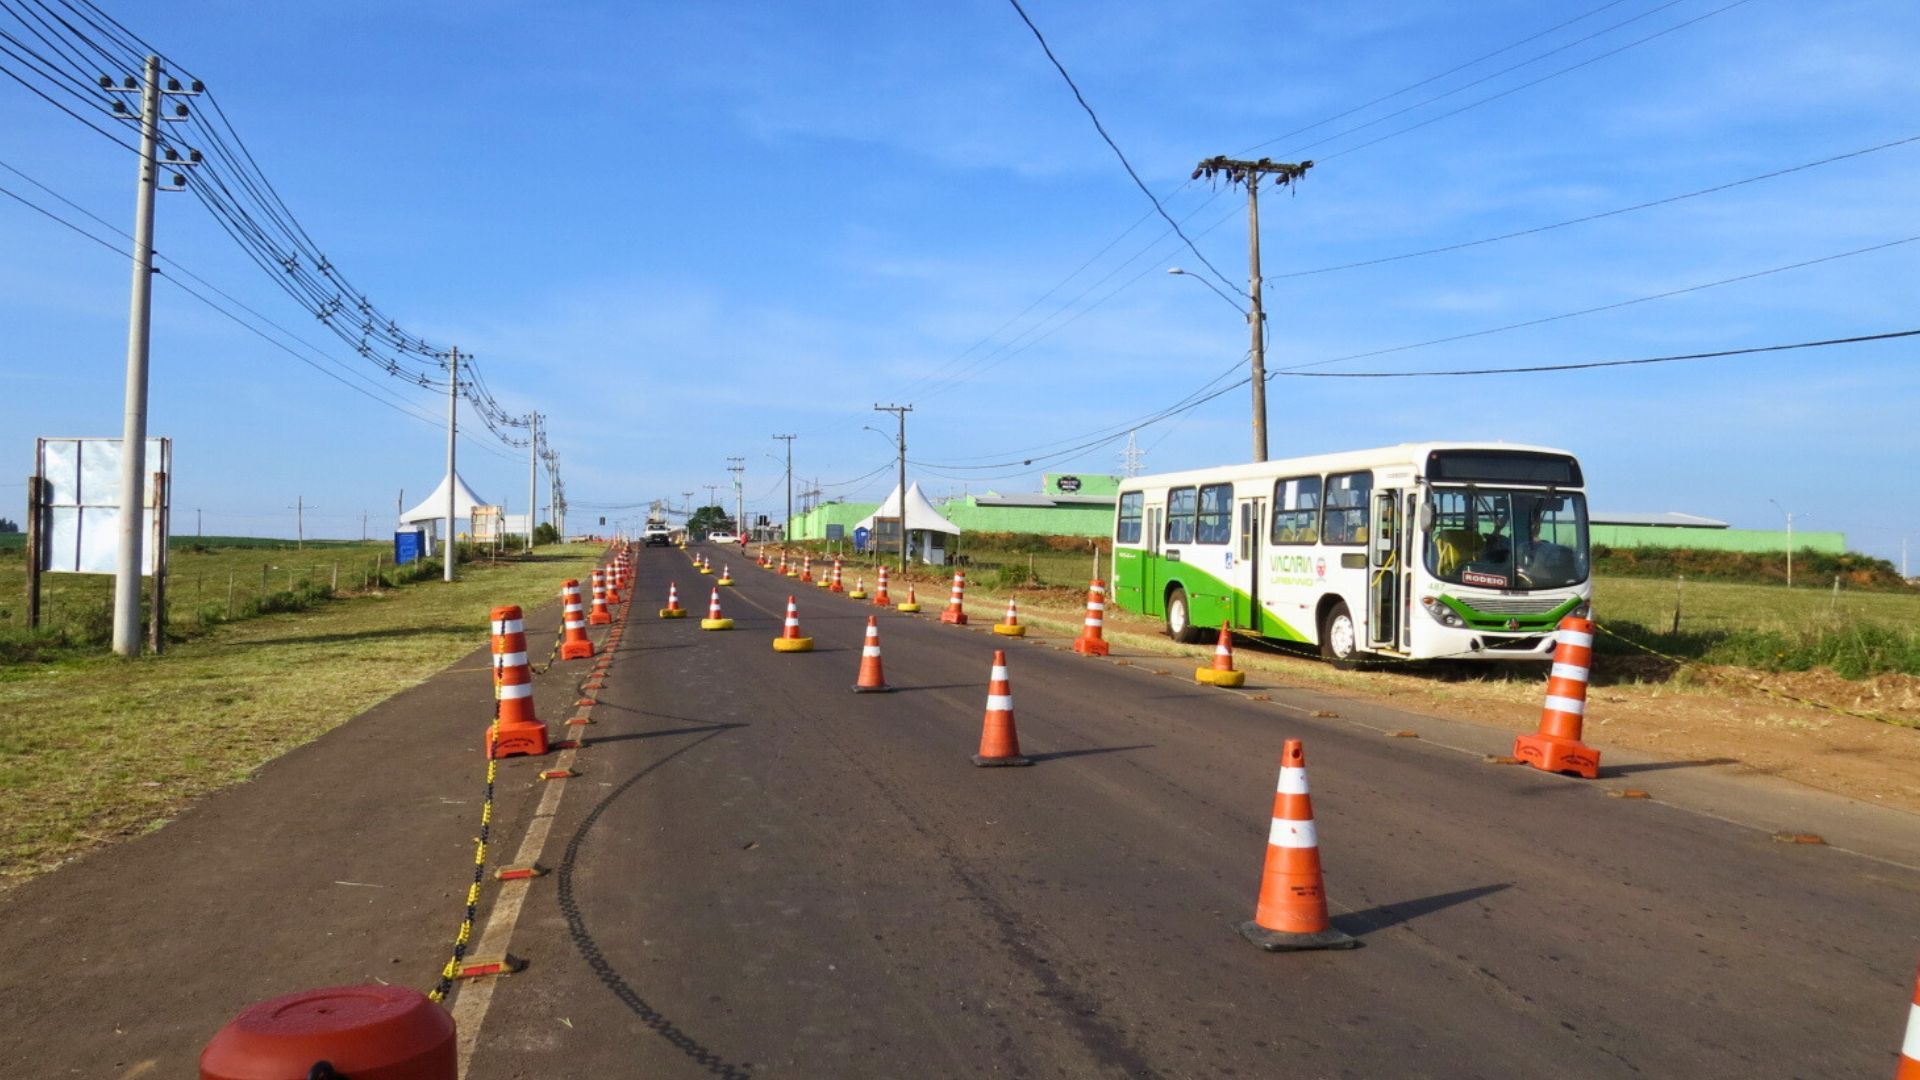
{"left": 853, "top": 526, "right": 871, "bottom": 553}
{"left": 394, "top": 529, "right": 425, "bottom": 566}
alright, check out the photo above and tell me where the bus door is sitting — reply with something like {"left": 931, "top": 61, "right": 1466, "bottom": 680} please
{"left": 1236, "top": 496, "right": 1264, "bottom": 630}
{"left": 1368, "top": 489, "right": 1400, "bottom": 649}
{"left": 1144, "top": 505, "right": 1163, "bottom": 614}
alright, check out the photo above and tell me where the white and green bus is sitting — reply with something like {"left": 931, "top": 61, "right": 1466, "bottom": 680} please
{"left": 1110, "top": 443, "right": 1591, "bottom": 664}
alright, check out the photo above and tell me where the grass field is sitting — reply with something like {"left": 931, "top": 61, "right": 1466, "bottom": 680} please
{"left": 0, "top": 542, "right": 601, "bottom": 887}
{"left": 0, "top": 538, "right": 532, "bottom": 661}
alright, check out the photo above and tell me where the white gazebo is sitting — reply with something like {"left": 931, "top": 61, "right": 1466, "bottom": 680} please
{"left": 855, "top": 481, "right": 962, "bottom": 565}
{"left": 400, "top": 472, "right": 489, "bottom": 546}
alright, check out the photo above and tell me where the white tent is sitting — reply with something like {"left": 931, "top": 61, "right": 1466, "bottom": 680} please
{"left": 400, "top": 472, "right": 489, "bottom": 543}
{"left": 855, "top": 481, "right": 961, "bottom": 565}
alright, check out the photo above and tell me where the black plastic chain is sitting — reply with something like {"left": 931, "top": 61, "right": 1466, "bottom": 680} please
{"left": 427, "top": 698, "right": 499, "bottom": 1003}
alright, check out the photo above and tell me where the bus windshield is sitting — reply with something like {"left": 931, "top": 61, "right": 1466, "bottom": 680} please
{"left": 1424, "top": 488, "right": 1588, "bottom": 591}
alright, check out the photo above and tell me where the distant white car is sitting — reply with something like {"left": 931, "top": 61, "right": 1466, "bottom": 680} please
{"left": 706, "top": 531, "right": 736, "bottom": 545}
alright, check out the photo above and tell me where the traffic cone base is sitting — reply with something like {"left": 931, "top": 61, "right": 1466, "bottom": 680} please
{"left": 660, "top": 608, "right": 688, "bottom": 619}
{"left": 561, "top": 639, "right": 594, "bottom": 660}
{"left": 1195, "top": 665, "right": 1245, "bottom": 687}
{"left": 992, "top": 622, "right": 1027, "bottom": 637}
{"left": 941, "top": 610, "right": 968, "bottom": 625}
{"left": 719, "top": 577, "right": 734, "bottom": 586}
{"left": 700, "top": 617, "right": 734, "bottom": 631}
{"left": 852, "top": 682, "right": 892, "bottom": 694}
{"left": 897, "top": 601, "right": 921, "bottom": 612}
{"left": 1512, "top": 733, "right": 1599, "bottom": 778}
{"left": 772, "top": 636, "right": 814, "bottom": 652}
{"left": 1072, "top": 638, "right": 1110, "bottom": 656}
{"left": 1237, "top": 921, "right": 1359, "bottom": 952}
{"left": 972, "top": 751, "right": 1032, "bottom": 767}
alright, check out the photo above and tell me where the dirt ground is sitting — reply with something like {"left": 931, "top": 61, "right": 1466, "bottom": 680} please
{"left": 987, "top": 582, "right": 1920, "bottom": 815}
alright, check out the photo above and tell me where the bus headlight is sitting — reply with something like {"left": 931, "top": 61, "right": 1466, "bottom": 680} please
{"left": 1421, "top": 596, "right": 1466, "bottom": 628}
{"left": 1571, "top": 600, "right": 1592, "bottom": 619}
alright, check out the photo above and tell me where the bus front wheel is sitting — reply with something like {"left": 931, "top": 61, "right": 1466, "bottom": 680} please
{"left": 1165, "top": 587, "right": 1204, "bottom": 644}
{"left": 1320, "top": 601, "right": 1361, "bottom": 669}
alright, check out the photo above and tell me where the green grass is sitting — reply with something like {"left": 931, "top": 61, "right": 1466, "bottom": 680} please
{"left": 0, "top": 539, "right": 527, "bottom": 661}
{"left": 0, "top": 543, "right": 601, "bottom": 886}
{"left": 1592, "top": 574, "right": 1920, "bottom": 677}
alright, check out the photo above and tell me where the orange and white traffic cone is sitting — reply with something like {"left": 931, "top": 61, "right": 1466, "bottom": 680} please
{"left": 873, "top": 565, "right": 892, "bottom": 607}
{"left": 898, "top": 583, "right": 921, "bottom": 613}
{"left": 718, "top": 564, "right": 734, "bottom": 587}
{"left": 828, "top": 557, "right": 844, "bottom": 593}
{"left": 1239, "top": 739, "right": 1357, "bottom": 951}
{"left": 699, "top": 554, "right": 712, "bottom": 575}
{"left": 605, "top": 564, "right": 623, "bottom": 606}
{"left": 848, "top": 575, "right": 868, "bottom": 600}
{"left": 973, "top": 650, "right": 1030, "bottom": 767}
{"left": 588, "top": 569, "right": 612, "bottom": 625}
{"left": 488, "top": 605, "right": 549, "bottom": 759}
{"left": 1195, "top": 621, "right": 1245, "bottom": 686}
{"left": 852, "top": 616, "right": 891, "bottom": 693}
{"left": 1896, "top": 959, "right": 1920, "bottom": 1079}
{"left": 559, "top": 579, "right": 594, "bottom": 660}
{"left": 699, "top": 587, "right": 733, "bottom": 631}
{"left": 940, "top": 570, "right": 969, "bottom": 625}
{"left": 800, "top": 554, "right": 814, "bottom": 584}
{"left": 772, "top": 596, "right": 814, "bottom": 652}
{"left": 1513, "top": 616, "right": 1601, "bottom": 778}
{"left": 994, "top": 595, "right": 1026, "bottom": 637}
{"left": 659, "top": 582, "right": 687, "bottom": 619}
{"left": 1072, "top": 579, "right": 1110, "bottom": 656}
{"left": 777, "top": 551, "right": 789, "bottom": 576}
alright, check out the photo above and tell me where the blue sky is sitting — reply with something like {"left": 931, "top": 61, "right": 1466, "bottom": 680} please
{"left": 1, "top": 0, "right": 1914, "bottom": 566}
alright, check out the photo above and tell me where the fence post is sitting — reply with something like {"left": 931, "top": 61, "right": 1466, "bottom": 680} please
{"left": 1670, "top": 573, "right": 1684, "bottom": 635}
{"left": 24, "top": 475, "right": 43, "bottom": 630}
{"left": 227, "top": 568, "right": 235, "bottom": 619}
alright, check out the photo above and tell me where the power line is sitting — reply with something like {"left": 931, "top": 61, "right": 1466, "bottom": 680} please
{"left": 1236, "top": 0, "right": 1638, "bottom": 155}
{"left": 1273, "top": 133, "right": 1920, "bottom": 280}
{"left": 1276, "top": 328, "right": 1920, "bottom": 378}
{"left": 1315, "top": 0, "right": 1758, "bottom": 164}
{"left": 1284, "top": 234, "right": 1920, "bottom": 372}
{"left": 1004, "top": 0, "right": 1244, "bottom": 299}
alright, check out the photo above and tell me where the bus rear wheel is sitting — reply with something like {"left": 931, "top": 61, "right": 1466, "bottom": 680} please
{"left": 1320, "top": 601, "right": 1362, "bottom": 669}
{"left": 1165, "top": 587, "right": 1204, "bottom": 644}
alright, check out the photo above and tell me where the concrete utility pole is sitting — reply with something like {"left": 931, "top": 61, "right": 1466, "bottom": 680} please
{"left": 109, "top": 56, "right": 162, "bottom": 657}
{"left": 726, "top": 457, "right": 745, "bottom": 537}
{"left": 874, "top": 404, "right": 912, "bottom": 575}
{"left": 445, "top": 346, "right": 459, "bottom": 582}
{"left": 104, "top": 57, "right": 200, "bottom": 657}
{"left": 1768, "top": 499, "right": 1796, "bottom": 588}
{"left": 772, "top": 434, "right": 795, "bottom": 540}
{"left": 1191, "top": 156, "right": 1312, "bottom": 463}
{"left": 289, "top": 496, "right": 310, "bottom": 549}
{"left": 682, "top": 491, "right": 694, "bottom": 525}
{"left": 526, "top": 411, "right": 540, "bottom": 553}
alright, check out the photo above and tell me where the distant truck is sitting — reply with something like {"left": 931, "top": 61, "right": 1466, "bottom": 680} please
{"left": 643, "top": 520, "right": 672, "bottom": 547}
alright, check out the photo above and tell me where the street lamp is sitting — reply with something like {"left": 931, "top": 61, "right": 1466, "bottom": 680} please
{"left": 1768, "top": 498, "right": 1799, "bottom": 588}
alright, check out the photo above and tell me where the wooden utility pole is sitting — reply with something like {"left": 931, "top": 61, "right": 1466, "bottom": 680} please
{"left": 1192, "top": 156, "right": 1312, "bottom": 463}
{"left": 24, "top": 475, "right": 44, "bottom": 629}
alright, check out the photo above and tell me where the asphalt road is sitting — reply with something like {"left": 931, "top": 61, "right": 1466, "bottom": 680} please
{"left": 465, "top": 546, "right": 1920, "bottom": 1079}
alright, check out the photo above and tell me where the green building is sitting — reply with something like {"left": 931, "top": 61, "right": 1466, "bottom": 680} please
{"left": 1588, "top": 512, "right": 1844, "bottom": 554}
{"left": 785, "top": 501, "right": 879, "bottom": 542}
{"left": 938, "top": 473, "right": 1119, "bottom": 538}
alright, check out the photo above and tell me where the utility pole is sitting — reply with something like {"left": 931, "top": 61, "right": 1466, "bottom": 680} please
{"left": 772, "top": 434, "right": 795, "bottom": 541}
{"left": 1769, "top": 499, "right": 1796, "bottom": 588}
{"left": 526, "top": 410, "right": 540, "bottom": 553}
{"left": 444, "top": 346, "right": 459, "bottom": 582}
{"left": 361, "top": 510, "right": 368, "bottom": 541}
{"left": 703, "top": 484, "right": 720, "bottom": 523}
{"left": 196, "top": 507, "right": 202, "bottom": 537}
{"left": 726, "top": 457, "right": 745, "bottom": 537}
{"left": 289, "top": 496, "right": 310, "bottom": 549}
{"left": 106, "top": 57, "right": 182, "bottom": 656}
{"left": 874, "top": 404, "right": 912, "bottom": 575}
{"left": 1192, "top": 156, "right": 1312, "bottom": 463}
{"left": 682, "top": 491, "right": 694, "bottom": 527}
